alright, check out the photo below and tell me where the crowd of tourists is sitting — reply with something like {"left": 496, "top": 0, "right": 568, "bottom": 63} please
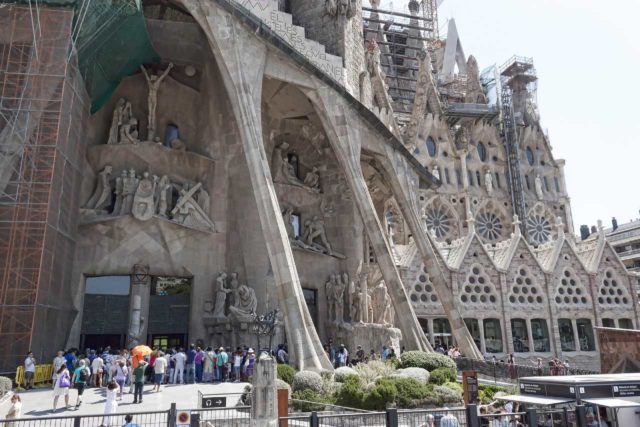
{"left": 323, "top": 339, "right": 400, "bottom": 367}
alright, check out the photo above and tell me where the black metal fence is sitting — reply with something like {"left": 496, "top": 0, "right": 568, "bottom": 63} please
{"left": 455, "top": 357, "right": 597, "bottom": 383}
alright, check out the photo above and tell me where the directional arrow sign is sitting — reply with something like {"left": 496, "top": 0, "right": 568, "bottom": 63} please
{"left": 202, "top": 396, "right": 226, "bottom": 408}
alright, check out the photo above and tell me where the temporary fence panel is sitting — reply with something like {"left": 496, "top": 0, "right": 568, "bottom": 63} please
{"left": 14, "top": 364, "right": 54, "bottom": 387}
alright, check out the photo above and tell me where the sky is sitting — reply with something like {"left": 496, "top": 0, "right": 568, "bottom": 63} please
{"left": 369, "top": 0, "right": 640, "bottom": 232}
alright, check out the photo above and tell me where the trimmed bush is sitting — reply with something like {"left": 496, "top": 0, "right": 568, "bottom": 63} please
{"left": 433, "top": 385, "right": 464, "bottom": 406}
{"left": 333, "top": 375, "right": 364, "bottom": 409}
{"left": 400, "top": 351, "right": 456, "bottom": 371}
{"left": 291, "top": 389, "right": 330, "bottom": 412}
{"left": 390, "top": 377, "right": 432, "bottom": 408}
{"left": 292, "top": 370, "right": 323, "bottom": 394}
{"left": 334, "top": 366, "right": 357, "bottom": 382}
{"left": 363, "top": 378, "right": 397, "bottom": 410}
{"left": 0, "top": 377, "right": 11, "bottom": 396}
{"left": 320, "top": 369, "right": 334, "bottom": 382}
{"left": 277, "top": 364, "right": 296, "bottom": 385}
{"left": 443, "top": 381, "right": 463, "bottom": 394}
{"left": 429, "top": 367, "right": 457, "bottom": 385}
{"left": 354, "top": 360, "right": 396, "bottom": 386}
{"left": 393, "top": 367, "right": 430, "bottom": 384}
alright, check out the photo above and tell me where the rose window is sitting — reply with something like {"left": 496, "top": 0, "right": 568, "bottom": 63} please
{"left": 476, "top": 211, "right": 503, "bottom": 241}
{"left": 527, "top": 215, "right": 551, "bottom": 245}
{"left": 424, "top": 205, "right": 451, "bottom": 239}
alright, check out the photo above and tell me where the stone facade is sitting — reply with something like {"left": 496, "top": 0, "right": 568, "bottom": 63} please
{"left": 2, "top": 1, "right": 636, "bottom": 372}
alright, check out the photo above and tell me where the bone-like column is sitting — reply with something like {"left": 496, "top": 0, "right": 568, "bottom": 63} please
{"left": 187, "top": 2, "right": 331, "bottom": 371}
{"left": 306, "top": 88, "right": 431, "bottom": 352}
{"left": 375, "top": 149, "right": 483, "bottom": 359}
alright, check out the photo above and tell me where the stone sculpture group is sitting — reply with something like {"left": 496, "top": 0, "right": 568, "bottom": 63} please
{"left": 206, "top": 272, "right": 258, "bottom": 322}
{"left": 325, "top": 268, "right": 394, "bottom": 327}
{"left": 83, "top": 165, "right": 215, "bottom": 232}
{"left": 281, "top": 207, "right": 346, "bottom": 259}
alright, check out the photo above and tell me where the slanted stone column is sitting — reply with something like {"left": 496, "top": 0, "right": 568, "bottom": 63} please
{"left": 306, "top": 87, "right": 430, "bottom": 351}
{"left": 251, "top": 355, "right": 278, "bottom": 427}
{"left": 181, "top": 1, "right": 332, "bottom": 371}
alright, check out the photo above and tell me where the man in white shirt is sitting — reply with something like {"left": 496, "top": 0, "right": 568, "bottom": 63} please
{"left": 172, "top": 348, "right": 187, "bottom": 384}
{"left": 24, "top": 351, "right": 36, "bottom": 389}
{"left": 91, "top": 354, "right": 104, "bottom": 388}
{"left": 52, "top": 351, "right": 66, "bottom": 389}
{"left": 153, "top": 352, "right": 168, "bottom": 392}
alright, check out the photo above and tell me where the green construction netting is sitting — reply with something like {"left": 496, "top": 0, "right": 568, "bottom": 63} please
{"left": 2, "top": 0, "right": 159, "bottom": 113}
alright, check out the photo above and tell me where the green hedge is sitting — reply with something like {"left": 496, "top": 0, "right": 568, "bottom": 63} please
{"left": 428, "top": 367, "right": 457, "bottom": 385}
{"left": 277, "top": 364, "right": 296, "bottom": 385}
{"left": 291, "top": 389, "right": 331, "bottom": 412}
{"left": 334, "top": 375, "right": 438, "bottom": 410}
{"left": 400, "top": 351, "right": 456, "bottom": 371}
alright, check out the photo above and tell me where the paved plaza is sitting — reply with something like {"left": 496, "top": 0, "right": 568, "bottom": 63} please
{"left": 0, "top": 382, "right": 248, "bottom": 419}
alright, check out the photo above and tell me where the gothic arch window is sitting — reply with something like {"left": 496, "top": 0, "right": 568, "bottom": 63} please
{"left": 508, "top": 266, "right": 544, "bottom": 306}
{"left": 460, "top": 264, "right": 499, "bottom": 306}
{"left": 477, "top": 142, "right": 487, "bottom": 162}
{"left": 598, "top": 269, "right": 631, "bottom": 307}
{"left": 555, "top": 268, "right": 591, "bottom": 307}
{"left": 426, "top": 136, "right": 437, "bottom": 157}
{"left": 476, "top": 171, "right": 482, "bottom": 186}
{"left": 525, "top": 146, "right": 535, "bottom": 166}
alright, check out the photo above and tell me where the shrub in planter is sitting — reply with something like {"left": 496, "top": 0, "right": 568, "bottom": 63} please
{"left": 443, "top": 381, "right": 463, "bottom": 394}
{"left": 393, "top": 367, "right": 430, "bottom": 384}
{"left": 390, "top": 377, "right": 431, "bottom": 408}
{"left": 400, "top": 351, "right": 456, "bottom": 371}
{"left": 428, "top": 367, "right": 457, "bottom": 385}
{"left": 291, "top": 389, "right": 330, "bottom": 412}
{"left": 333, "top": 375, "right": 364, "bottom": 408}
{"left": 334, "top": 366, "right": 357, "bottom": 383}
{"left": 354, "top": 360, "right": 396, "bottom": 386}
{"left": 292, "top": 370, "right": 323, "bottom": 394}
{"left": 277, "top": 364, "right": 296, "bottom": 385}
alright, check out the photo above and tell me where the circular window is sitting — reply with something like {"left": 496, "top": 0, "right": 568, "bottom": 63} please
{"left": 477, "top": 211, "right": 504, "bottom": 242}
{"left": 424, "top": 204, "right": 452, "bottom": 239}
{"left": 477, "top": 142, "right": 487, "bottom": 162}
{"left": 525, "top": 146, "right": 535, "bottom": 165}
{"left": 527, "top": 215, "right": 552, "bottom": 245}
{"left": 426, "top": 136, "right": 437, "bottom": 157}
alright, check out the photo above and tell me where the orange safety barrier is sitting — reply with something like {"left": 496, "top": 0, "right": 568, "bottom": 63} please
{"left": 14, "top": 364, "right": 54, "bottom": 388}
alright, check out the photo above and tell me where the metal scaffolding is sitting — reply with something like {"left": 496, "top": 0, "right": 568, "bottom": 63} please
{"left": 0, "top": 5, "right": 86, "bottom": 372}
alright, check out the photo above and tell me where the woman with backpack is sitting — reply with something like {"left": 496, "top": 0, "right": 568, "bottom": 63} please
{"left": 71, "top": 360, "right": 90, "bottom": 409}
{"left": 52, "top": 365, "right": 71, "bottom": 411}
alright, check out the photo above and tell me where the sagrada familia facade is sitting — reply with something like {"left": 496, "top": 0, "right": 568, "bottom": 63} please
{"left": 0, "top": 0, "right": 636, "bottom": 372}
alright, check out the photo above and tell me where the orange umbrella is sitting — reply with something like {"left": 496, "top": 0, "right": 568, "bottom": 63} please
{"left": 131, "top": 345, "right": 152, "bottom": 357}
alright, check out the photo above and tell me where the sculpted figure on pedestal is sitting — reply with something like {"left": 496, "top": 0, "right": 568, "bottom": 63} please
{"left": 334, "top": 273, "right": 346, "bottom": 324}
{"left": 372, "top": 281, "right": 392, "bottom": 325}
{"left": 155, "top": 175, "right": 172, "bottom": 218}
{"left": 229, "top": 284, "right": 258, "bottom": 321}
{"left": 282, "top": 157, "right": 305, "bottom": 187}
{"left": 85, "top": 165, "right": 113, "bottom": 211}
{"left": 325, "top": 275, "right": 337, "bottom": 321}
{"left": 212, "top": 272, "right": 231, "bottom": 318}
{"left": 271, "top": 141, "right": 289, "bottom": 183}
{"left": 132, "top": 172, "right": 157, "bottom": 221}
{"left": 141, "top": 63, "right": 174, "bottom": 141}
{"left": 485, "top": 169, "right": 493, "bottom": 196}
{"left": 535, "top": 174, "right": 544, "bottom": 200}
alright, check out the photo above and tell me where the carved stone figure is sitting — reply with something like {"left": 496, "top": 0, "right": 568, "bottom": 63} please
{"left": 372, "top": 281, "right": 392, "bottom": 325}
{"left": 85, "top": 165, "right": 113, "bottom": 211}
{"left": 271, "top": 141, "right": 289, "bottom": 183}
{"left": 365, "top": 39, "right": 394, "bottom": 113}
{"left": 334, "top": 273, "right": 346, "bottom": 324}
{"left": 303, "top": 216, "right": 333, "bottom": 255}
{"left": 282, "top": 157, "right": 304, "bottom": 187}
{"left": 465, "top": 55, "right": 488, "bottom": 104}
{"left": 229, "top": 272, "right": 240, "bottom": 308}
{"left": 171, "top": 182, "right": 216, "bottom": 231}
{"left": 325, "top": 275, "right": 337, "bottom": 321}
{"left": 212, "top": 272, "right": 231, "bottom": 318}
{"left": 112, "top": 173, "right": 125, "bottom": 216}
{"left": 303, "top": 167, "right": 321, "bottom": 192}
{"left": 535, "top": 174, "right": 544, "bottom": 200}
{"left": 119, "top": 117, "right": 140, "bottom": 144}
{"left": 282, "top": 207, "right": 296, "bottom": 239}
{"left": 359, "top": 268, "right": 369, "bottom": 323}
{"left": 132, "top": 172, "right": 157, "bottom": 221}
{"left": 229, "top": 284, "right": 258, "bottom": 321}
{"left": 326, "top": 0, "right": 356, "bottom": 18}
{"left": 107, "top": 98, "right": 132, "bottom": 145}
{"left": 197, "top": 186, "right": 211, "bottom": 217}
{"left": 432, "top": 165, "right": 440, "bottom": 181}
{"left": 141, "top": 63, "right": 173, "bottom": 141}
{"left": 155, "top": 175, "right": 171, "bottom": 218}
{"left": 120, "top": 169, "right": 139, "bottom": 215}
{"left": 485, "top": 169, "right": 493, "bottom": 195}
